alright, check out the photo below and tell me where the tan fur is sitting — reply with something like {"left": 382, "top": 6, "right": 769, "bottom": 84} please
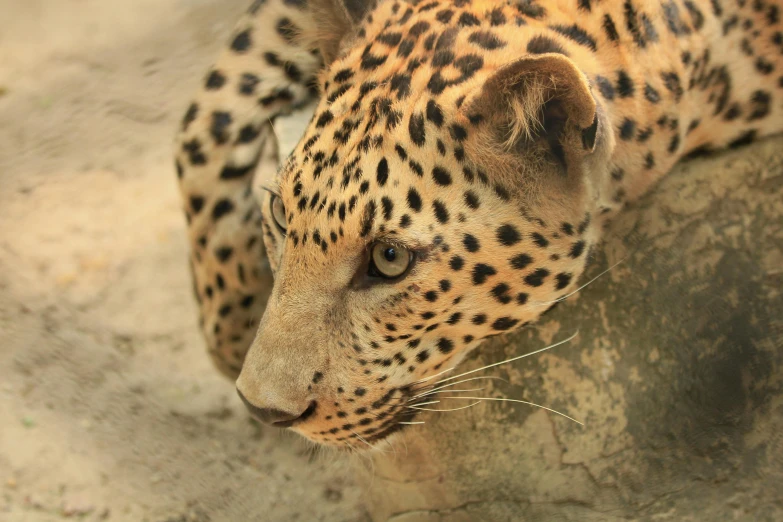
{"left": 175, "top": 0, "right": 783, "bottom": 446}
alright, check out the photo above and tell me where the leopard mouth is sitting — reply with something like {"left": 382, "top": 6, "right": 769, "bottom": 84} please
{"left": 296, "top": 385, "right": 423, "bottom": 448}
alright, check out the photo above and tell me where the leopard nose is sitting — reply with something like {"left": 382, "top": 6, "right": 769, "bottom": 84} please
{"left": 236, "top": 388, "right": 315, "bottom": 428}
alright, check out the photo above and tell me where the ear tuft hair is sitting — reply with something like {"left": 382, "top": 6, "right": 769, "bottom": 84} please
{"left": 310, "top": 0, "right": 377, "bottom": 64}
{"left": 463, "top": 53, "right": 609, "bottom": 201}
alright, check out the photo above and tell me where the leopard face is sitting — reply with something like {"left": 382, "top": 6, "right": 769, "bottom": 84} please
{"left": 235, "top": 0, "right": 613, "bottom": 447}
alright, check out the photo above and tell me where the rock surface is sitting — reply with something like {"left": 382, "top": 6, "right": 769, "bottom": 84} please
{"left": 363, "top": 137, "right": 783, "bottom": 521}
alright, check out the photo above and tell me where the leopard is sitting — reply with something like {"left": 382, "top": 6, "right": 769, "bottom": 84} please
{"left": 175, "top": 0, "right": 783, "bottom": 448}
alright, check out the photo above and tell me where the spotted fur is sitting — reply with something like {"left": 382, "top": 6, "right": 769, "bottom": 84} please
{"left": 176, "top": 0, "right": 783, "bottom": 447}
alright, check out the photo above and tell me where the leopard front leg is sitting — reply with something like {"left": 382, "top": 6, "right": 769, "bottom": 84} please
{"left": 175, "top": 0, "right": 321, "bottom": 379}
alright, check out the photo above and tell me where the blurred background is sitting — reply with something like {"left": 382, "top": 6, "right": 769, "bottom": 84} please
{"left": 0, "top": 1, "right": 367, "bottom": 520}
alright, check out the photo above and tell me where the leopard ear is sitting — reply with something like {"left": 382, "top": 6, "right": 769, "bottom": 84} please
{"left": 310, "top": 0, "right": 377, "bottom": 64}
{"left": 466, "top": 53, "right": 604, "bottom": 171}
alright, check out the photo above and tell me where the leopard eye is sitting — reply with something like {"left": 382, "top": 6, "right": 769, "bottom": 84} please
{"left": 270, "top": 195, "right": 287, "bottom": 233}
{"left": 369, "top": 242, "right": 412, "bottom": 279}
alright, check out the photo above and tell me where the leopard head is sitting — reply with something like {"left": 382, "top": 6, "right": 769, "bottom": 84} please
{"left": 236, "top": 0, "right": 615, "bottom": 448}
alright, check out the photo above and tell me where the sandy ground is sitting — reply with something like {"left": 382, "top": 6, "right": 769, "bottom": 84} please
{"left": 0, "top": 1, "right": 369, "bottom": 520}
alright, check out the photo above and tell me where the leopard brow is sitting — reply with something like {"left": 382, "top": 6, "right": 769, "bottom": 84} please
{"left": 259, "top": 183, "right": 281, "bottom": 197}
{"left": 371, "top": 232, "right": 429, "bottom": 254}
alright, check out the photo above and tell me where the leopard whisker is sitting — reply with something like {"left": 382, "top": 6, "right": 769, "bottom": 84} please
{"left": 267, "top": 117, "right": 281, "bottom": 143}
{"left": 439, "top": 396, "right": 584, "bottom": 425}
{"left": 433, "top": 331, "right": 578, "bottom": 385}
{"left": 397, "top": 421, "right": 426, "bottom": 425}
{"left": 410, "top": 375, "right": 507, "bottom": 400}
{"left": 350, "top": 429, "right": 377, "bottom": 450}
{"left": 407, "top": 400, "right": 440, "bottom": 407}
{"left": 384, "top": 434, "right": 399, "bottom": 458}
{"left": 410, "top": 364, "right": 460, "bottom": 387}
{"left": 411, "top": 386, "right": 486, "bottom": 400}
{"left": 407, "top": 400, "right": 482, "bottom": 412}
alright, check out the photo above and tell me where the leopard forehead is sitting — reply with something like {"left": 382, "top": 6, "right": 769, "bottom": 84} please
{"left": 272, "top": 0, "right": 590, "bottom": 249}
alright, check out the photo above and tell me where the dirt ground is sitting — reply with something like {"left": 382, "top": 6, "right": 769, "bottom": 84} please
{"left": 0, "top": 1, "right": 369, "bottom": 520}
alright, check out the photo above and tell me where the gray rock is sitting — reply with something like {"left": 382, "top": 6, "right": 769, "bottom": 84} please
{"left": 361, "top": 136, "right": 783, "bottom": 522}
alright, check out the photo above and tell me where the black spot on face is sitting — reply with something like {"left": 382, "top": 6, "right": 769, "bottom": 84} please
{"left": 531, "top": 233, "right": 549, "bottom": 248}
{"left": 595, "top": 75, "right": 615, "bottom": 100}
{"left": 464, "top": 191, "right": 480, "bottom": 210}
{"left": 472, "top": 264, "right": 497, "bottom": 285}
{"left": 463, "top": 234, "right": 480, "bottom": 252}
{"left": 619, "top": 118, "right": 636, "bottom": 140}
{"left": 437, "top": 338, "right": 454, "bottom": 353}
{"left": 555, "top": 272, "right": 572, "bottom": 290}
{"left": 407, "top": 188, "right": 422, "bottom": 212}
{"left": 491, "top": 283, "right": 513, "bottom": 304}
{"left": 450, "top": 124, "right": 467, "bottom": 142}
{"left": 381, "top": 197, "right": 394, "bottom": 220}
{"left": 524, "top": 268, "right": 550, "bottom": 287}
{"left": 432, "top": 166, "right": 452, "bottom": 186}
{"left": 491, "top": 317, "right": 518, "bottom": 331}
{"left": 433, "top": 200, "right": 449, "bottom": 223}
{"left": 360, "top": 201, "right": 376, "bottom": 237}
{"left": 497, "top": 224, "right": 522, "bottom": 246}
{"left": 511, "top": 253, "right": 533, "bottom": 270}
{"left": 616, "top": 70, "right": 635, "bottom": 97}
{"left": 644, "top": 83, "right": 661, "bottom": 103}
